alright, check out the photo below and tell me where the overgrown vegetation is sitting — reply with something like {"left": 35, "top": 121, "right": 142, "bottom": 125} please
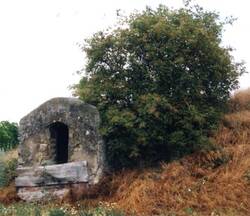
{"left": 0, "top": 158, "right": 17, "bottom": 187}
{"left": 0, "top": 149, "right": 19, "bottom": 204}
{"left": 0, "top": 121, "right": 18, "bottom": 152}
{"left": 0, "top": 148, "right": 18, "bottom": 189}
{"left": 99, "top": 89, "right": 249, "bottom": 215}
{"left": 0, "top": 202, "right": 124, "bottom": 216}
{"left": 73, "top": 4, "right": 245, "bottom": 169}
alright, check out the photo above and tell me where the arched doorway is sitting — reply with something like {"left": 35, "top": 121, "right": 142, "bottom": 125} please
{"left": 49, "top": 122, "right": 69, "bottom": 164}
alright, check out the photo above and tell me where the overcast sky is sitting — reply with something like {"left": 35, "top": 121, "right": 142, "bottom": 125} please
{"left": 0, "top": 0, "right": 249, "bottom": 122}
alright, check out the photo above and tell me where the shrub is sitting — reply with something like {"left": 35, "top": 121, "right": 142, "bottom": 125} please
{"left": 0, "top": 158, "right": 17, "bottom": 187}
{"left": 73, "top": 4, "right": 245, "bottom": 169}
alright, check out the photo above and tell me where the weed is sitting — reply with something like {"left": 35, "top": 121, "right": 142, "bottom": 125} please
{"left": 49, "top": 208, "right": 68, "bottom": 216}
{"left": 79, "top": 206, "right": 124, "bottom": 216}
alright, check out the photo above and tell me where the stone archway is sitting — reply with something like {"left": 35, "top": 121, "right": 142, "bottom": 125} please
{"left": 49, "top": 122, "right": 69, "bottom": 164}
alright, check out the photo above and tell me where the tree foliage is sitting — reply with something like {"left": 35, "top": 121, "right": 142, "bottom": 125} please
{"left": 0, "top": 121, "right": 18, "bottom": 151}
{"left": 73, "top": 5, "right": 246, "bottom": 169}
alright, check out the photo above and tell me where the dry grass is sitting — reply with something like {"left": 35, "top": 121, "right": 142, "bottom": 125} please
{"left": 88, "top": 89, "right": 250, "bottom": 215}
{"left": 229, "top": 88, "right": 250, "bottom": 112}
{"left": 0, "top": 183, "right": 19, "bottom": 204}
{"left": 100, "top": 145, "right": 250, "bottom": 215}
{"left": 0, "top": 149, "right": 18, "bottom": 162}
{"left": 0, "top": 149, "right": 19, "bottom": 205}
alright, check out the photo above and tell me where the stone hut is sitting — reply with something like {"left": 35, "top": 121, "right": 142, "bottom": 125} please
{"left": 15, "top": 97, "right": 105, "bottom": 201}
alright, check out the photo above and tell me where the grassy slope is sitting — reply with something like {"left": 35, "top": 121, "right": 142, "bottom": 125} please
{"left": 1, "top": 90, "right": 250, "bottom": 215}
{"left": 96, "top": 89, "right": 250, "bottom": 215}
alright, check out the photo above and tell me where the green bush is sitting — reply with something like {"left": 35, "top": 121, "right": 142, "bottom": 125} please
{"left": 73, "top": 4, "right": 245, "bottom": 169}
{"left": 0, "top": 121, "right": 18, "bottom": 151}
{"left": 0, "top": 158, "right": 17, "bottom": 187}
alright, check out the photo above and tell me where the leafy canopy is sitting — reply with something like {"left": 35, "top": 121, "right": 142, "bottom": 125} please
{"left": 73, "top": 5, "right": 245, "bottom": 169}
{"left": 0, "top": 121, "right": 18, "bottom": 151}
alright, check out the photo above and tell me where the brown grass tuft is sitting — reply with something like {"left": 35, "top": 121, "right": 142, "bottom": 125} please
{"left": 229, "top": 88, "right": 250, "bottom": 112}
{"left": 0, "top": 183, "right": 19, "bottom": 204}
{"left": 0, "top": 149, "right": 18, "bottom": 162}
{"left": 102, "top": 145, "right": 250, "bottom": 215}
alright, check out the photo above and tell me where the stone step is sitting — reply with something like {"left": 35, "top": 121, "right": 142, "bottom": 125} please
{"left": 15, "top": 161, "right": 88, "bottom": 187}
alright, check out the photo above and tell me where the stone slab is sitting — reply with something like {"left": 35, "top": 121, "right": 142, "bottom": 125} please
{"left": 17, "top": 182, "right": 88, "bottom": 202}
{"left": 15, "top": 161, "right": 88, "bottom": 187}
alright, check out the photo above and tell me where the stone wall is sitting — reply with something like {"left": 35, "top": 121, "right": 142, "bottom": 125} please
{"left": 16, "top": 97, "right": 105, "bottom": 201}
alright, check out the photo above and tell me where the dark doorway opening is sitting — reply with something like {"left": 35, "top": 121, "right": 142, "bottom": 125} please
{"left": 49, "top": 122, "right": 69, "bottom": 164}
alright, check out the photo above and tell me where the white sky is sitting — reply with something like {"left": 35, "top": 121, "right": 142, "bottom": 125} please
{"left": 0, "top": 0, "right": 249, "bottom": 122}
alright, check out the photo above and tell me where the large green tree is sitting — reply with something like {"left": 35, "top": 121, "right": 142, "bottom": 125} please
{"left": 73, "top": 5, "right": 245, "bottom": 169}
{"left": 0, "top": 121, "right": 18, "bottom": 151}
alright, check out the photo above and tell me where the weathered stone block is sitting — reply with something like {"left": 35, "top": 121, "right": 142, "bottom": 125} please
{"left": 16, "top": 97, "right": 106, "bottom": 201}
{"left": 16, "top": 161, "right": 88, "bottom": 187}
